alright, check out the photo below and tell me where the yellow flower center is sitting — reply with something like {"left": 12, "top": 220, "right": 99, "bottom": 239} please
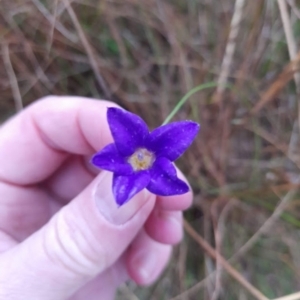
{"left": 128, "top": 148, "right": 155, "bottom": 171}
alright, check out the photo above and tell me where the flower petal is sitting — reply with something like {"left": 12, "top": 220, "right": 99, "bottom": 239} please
{"left": 147, "top": 157, "right": 189, "bottom": 196}
{"left": 113, "top": 171, "right": 151, "bottom": 205}
{"left": 107, "top": 107, "right": 149, "bottom": 156}
{"left": 91, "top": 143, "right": 133, "bottom": 175}
{"left": 147, "top": 121, "right": 200, "bottom": 161}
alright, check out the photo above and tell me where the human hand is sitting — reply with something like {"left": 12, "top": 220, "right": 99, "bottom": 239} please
{"left": 0, "top": 96, "right": 192, "bottom": 300}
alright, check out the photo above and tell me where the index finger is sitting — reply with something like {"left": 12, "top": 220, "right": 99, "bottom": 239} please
{"left": 0, "top": 96, "right": 117, "bottom": 185}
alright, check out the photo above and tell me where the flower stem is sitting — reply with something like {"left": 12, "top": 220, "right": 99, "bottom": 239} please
{"left": 162, "top": 82, "right": 220, "bottom": 125}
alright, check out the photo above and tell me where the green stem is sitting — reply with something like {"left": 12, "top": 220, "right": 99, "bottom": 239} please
{"left": 162, "top": 82, "right": 219, "bottom": 125}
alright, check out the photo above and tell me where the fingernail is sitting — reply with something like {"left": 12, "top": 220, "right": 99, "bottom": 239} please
{"left": 93, "top": 172, "right": 151, "bottom": 226}
{"left": 131, "top": 250, "right": 157, "bottom": 283}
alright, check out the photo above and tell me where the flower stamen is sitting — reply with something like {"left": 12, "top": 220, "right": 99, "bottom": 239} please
{"left": 128, "top": 148, "right": 155, "bottom": 171}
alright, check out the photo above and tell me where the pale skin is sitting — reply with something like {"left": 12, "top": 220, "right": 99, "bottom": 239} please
{"left": 0, "top": 96, "right": 192, "bottom": 300}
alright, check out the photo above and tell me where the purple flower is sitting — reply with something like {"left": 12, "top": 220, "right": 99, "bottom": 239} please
{"left": 91, "top": 107, "right": 200, "bottom": 206}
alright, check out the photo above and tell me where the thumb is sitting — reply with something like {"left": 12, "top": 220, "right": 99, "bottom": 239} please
{"left": 0, "top": 172, "right": 155, "bottom": 300}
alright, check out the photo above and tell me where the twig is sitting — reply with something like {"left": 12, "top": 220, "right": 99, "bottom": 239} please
{"left": 245, "top": 124, "right": 300, "bottom": 170}
{"left": 277, "top": 0, "right": 300, "bottom": 89}
{"left": 3, "top": 12, "right": 53, "bottom": 91}
{"left": 173, "top": 187, "right": 297, "bottom": 300}
{"left": 274, "top": 291, "right": 300, "bottom": 300}
{"left": 215, "top": 0, "right": 245, "bottom": 100}
{"left": 203, "top": 211, "right": 215, "bottom": 298}
{"left": 2, "top": 43, "right": 23, "bottom": 112}
{"left": 287, "top": 0, "right": 300, "bottom": 20}
{"left": 104, "top": 2, "right": 129, "bottom": 67}
{"left": 277, "top": 0, "right": 300, "bottom": 131}
{"left": 211, "top": 199, "right": 237, "bottom": 300}
{"left": 62, "top": 0, "right": 111, "bottom": 99}
{"left": 48, "top": 0, "right": 59, "bottom": 54}
{"left": 169, "top": 279, "right": 208, "bottom": 300}
{"left": 183, "top": 220, "right": 269, "bottom": 300}
{"left": 249, "top": 52, "right": 300, "bottom": 116}
{"left": 31, "top": 0, "right": 78, "bottom": 44}
{"left": 226, "top": 188, "right": 297, "bottom": 261}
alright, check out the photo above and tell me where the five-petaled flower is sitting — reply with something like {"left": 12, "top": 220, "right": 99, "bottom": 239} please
{"left": 91, "top": 107, "right": 200, "bottom": 206}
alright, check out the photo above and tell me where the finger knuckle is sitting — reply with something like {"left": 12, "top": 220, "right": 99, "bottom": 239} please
{"left": 42, "top": 209, "right": 107, "bottom": 278}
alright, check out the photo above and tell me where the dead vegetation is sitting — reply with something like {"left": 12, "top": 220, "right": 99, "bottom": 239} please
{"left": 2, "top": 0, "right": 300, "bottom": 299}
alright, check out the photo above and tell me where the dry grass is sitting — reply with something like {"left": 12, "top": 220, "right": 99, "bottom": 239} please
{"left": 2, "top": 0, "right": 300, "bottom": 299}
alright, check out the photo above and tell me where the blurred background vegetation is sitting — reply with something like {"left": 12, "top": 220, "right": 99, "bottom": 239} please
{"left": 2, "top": 0, "right": 300, "bottom": 299}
